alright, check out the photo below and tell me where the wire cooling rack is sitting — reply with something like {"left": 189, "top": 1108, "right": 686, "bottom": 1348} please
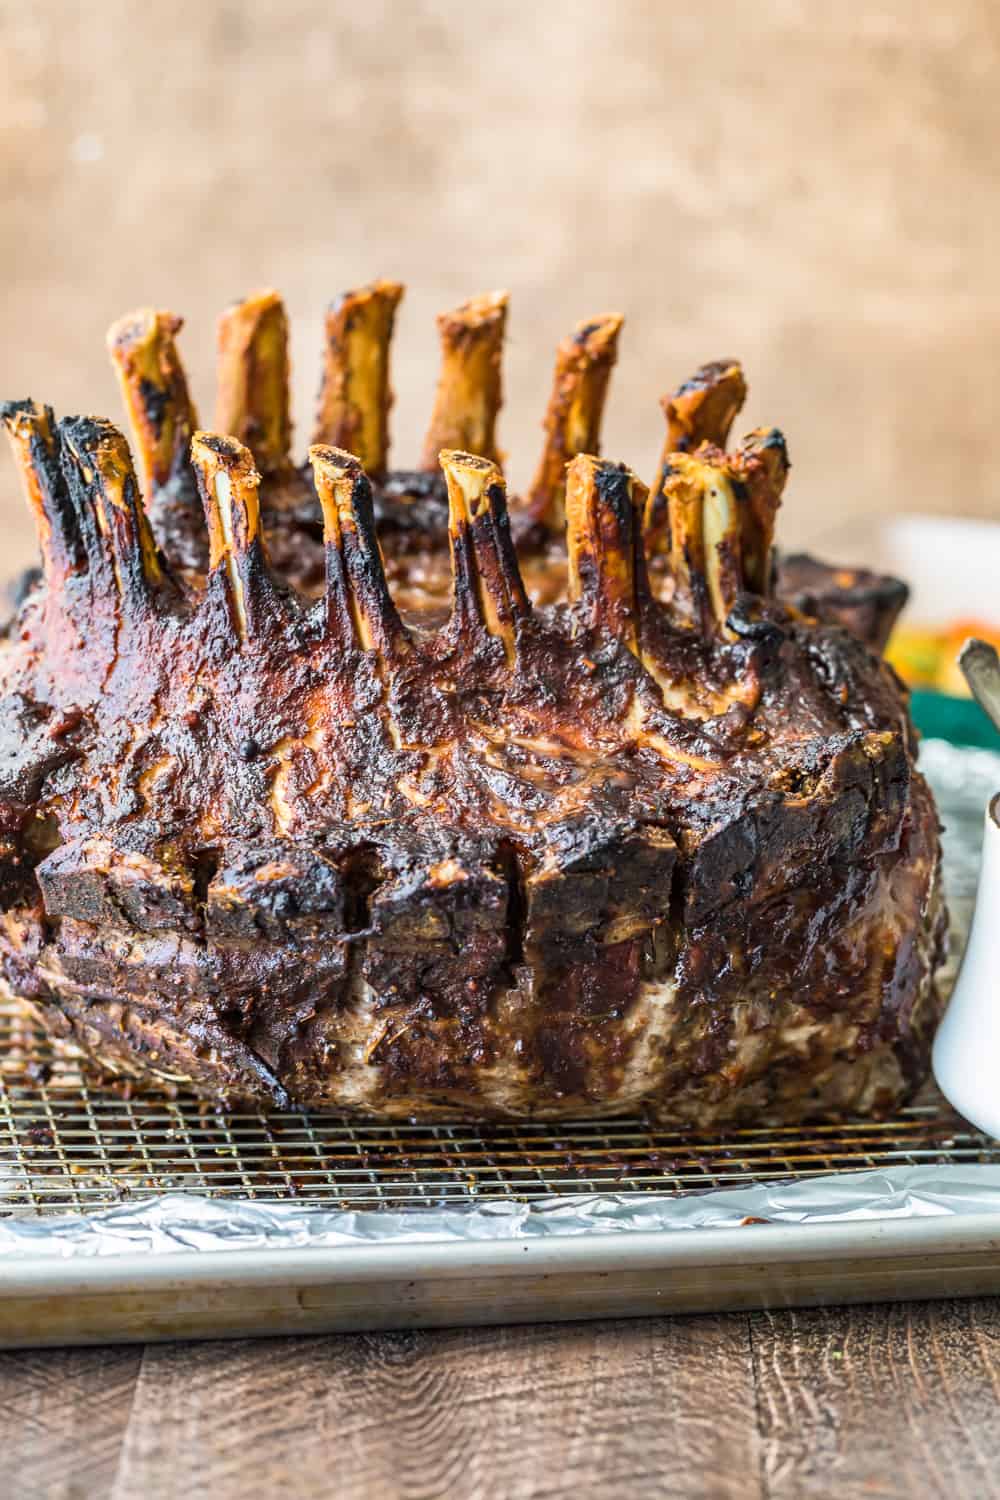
{"left": 0, "top": 994, "right": 995, "bottom": 1215}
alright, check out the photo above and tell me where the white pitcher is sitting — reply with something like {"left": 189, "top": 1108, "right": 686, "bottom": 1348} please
{"left": 933, "top": 792, "right": 1000, "bottom": 1136}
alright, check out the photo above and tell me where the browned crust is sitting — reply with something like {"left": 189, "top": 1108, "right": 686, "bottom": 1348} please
{"left": 0, "top": 295, "right": 942, "bottom": 1123}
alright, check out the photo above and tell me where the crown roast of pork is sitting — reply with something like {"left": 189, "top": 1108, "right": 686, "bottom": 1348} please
{"left": 0, "top": 284, "right": 945, "bottom": 1123}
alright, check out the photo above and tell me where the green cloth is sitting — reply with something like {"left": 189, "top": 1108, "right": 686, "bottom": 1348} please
{"left": 911, "top": 689, "right": 1000, "bottom": 750}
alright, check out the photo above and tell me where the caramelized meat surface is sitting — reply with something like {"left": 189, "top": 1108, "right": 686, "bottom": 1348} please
{"left": 0, "top": 291, "right": 943, "bottom": 1121}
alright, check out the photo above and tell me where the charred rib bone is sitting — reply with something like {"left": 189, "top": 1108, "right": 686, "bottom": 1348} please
{"left": 729, "top": 427, "right": 789, "bottom": 595}
{"left": 107, "top": 310, "right": 199, "bottom": 500}
{"left": 190, "top": 432, "right": 276, "bottom": 639}
{"left": 528, "top": 314, "right": 623, "bottom": 532}
{"left": 420, "top": 293, "right": 507, "bottom": 470}
{"left": 661, "top": 446, "right": 744, "bottom": 637}
{"left": 215, "top": 290, "right": 292, "bottom": 476}
{"left": 440, "top": 449, "right": 529, "bottom": 661}
{"left": 647, "top": 360, "right": 747, "bottom": 555}
{"left": 1, "top": 401, "right": 80, "bottom": 585}
{"left": 313, "top": 281, "right": 404, "bottom": 478}
{"left": 309, "top": 444, "right": 405, "bottom": 656}
{"left": 565, "top": 453, "right": 649, "bottom": 652}
{"left": 660, "top": 358, "right": 747, "bottom": 457}
{"left": 59, "top": 417, "right": 164, "bottom": 609}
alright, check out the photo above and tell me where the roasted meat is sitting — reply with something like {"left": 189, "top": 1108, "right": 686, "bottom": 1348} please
{"left": 776, "top": 552, "right": 909, "bottom": 655}
{"left": 0, "top": 288, "right": 945, "bottom": 1123}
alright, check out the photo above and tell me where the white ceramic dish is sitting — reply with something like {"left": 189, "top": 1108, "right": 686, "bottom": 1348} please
{"left": 934, "top": 793, "right": 1000, "bottom": 1136}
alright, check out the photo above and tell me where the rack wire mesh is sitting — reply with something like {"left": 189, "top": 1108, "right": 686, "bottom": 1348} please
{"left": 0, "top": 740, "right": 995, "bottom": 1217}
{"left": 1, "top": 994, "right": 995, "bottom": 1215}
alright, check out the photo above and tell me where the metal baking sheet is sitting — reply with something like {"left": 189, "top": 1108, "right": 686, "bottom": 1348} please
{"left": 0, "top": 738, "right": 998, "bottom": 1346}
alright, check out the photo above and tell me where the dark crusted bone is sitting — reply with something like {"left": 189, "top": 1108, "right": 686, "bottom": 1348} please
{"left": 190, "top": 431, "right": 279, "bottom": 639}
{"left": 565, "top": 454, "right": 649, "bottom": 651}
{"left": 528, "top": 314, "right": 623, "bottom": 532}
{"left": 420, "top": 293, "right": 507, "bottom": 470}
{"left": 1, "top": 401, "right": 79, "bottom": 584}
{"left": 215, "top": 290, "right": 292, "bottom": 475}
{"left": 662, "top": 359, "right": 747, "bottom": 453}
{"left": 59, "top": 416, "right": 164, "bottom": 609}
{"left": 729, "top": 428, "right": 789, "bottom": 595}
{"left": 309, "top": 444, "right": 404, "bottom": 655}
{"left": 647, "top": 360, "right": 748, "bottom": 554}
{"left": 313, "top": 281, "right": 404, "bottom": 477}
{"left": 440, "top": 449, "right": 529, "bottom": 660}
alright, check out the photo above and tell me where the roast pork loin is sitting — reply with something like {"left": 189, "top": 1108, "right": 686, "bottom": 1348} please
{"left": 0, "top": 287, "right": 945, "bottom": 1122}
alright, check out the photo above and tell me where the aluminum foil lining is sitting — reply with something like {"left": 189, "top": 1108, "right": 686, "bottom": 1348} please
{"left": 1, "top": 736, "right": 997, "bottom": 1261}
{"left": 4, "top": 1166, "right": 1000, "bottom": 1259}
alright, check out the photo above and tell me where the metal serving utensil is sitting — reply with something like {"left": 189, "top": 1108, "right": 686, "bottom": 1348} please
{"left": 959, "top": 638, "right": 1000, "bottom": 734}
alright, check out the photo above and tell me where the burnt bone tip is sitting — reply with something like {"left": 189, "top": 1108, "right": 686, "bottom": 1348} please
{"left": 760, "top": 428, "right": 790, "bottom": 463}
{"left": 195, "top": 432, "right": 248, "bottom": 462}
{"left": 1, "top": 399, "right": 41, "bottom": 423}
{"left": 310, "top": 444, "right": 365, "bottom": 475}
{"left": 441, "top": 449, "right": 496, "bottom": 474}
{"left": 59, "top": 414, "right": 119, "bottom": 448}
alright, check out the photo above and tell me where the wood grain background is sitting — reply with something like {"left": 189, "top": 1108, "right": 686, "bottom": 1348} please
{"left": 3, "top": 1302, "right": 1000, "bottom": 1499}
{"left": 1, "top": 0, "right": 999, "bottom": 574}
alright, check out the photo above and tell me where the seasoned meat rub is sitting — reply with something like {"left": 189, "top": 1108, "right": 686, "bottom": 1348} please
{"left": 0, "top": 287, "right": 944, "bottom": 1121}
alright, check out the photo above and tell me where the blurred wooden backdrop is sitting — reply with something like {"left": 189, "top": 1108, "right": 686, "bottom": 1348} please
{"left": 1, "top": 0, "right": 998, "bottom": 573}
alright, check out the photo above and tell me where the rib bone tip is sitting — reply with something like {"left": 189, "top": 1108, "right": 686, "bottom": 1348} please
{"left": 106, "top": 306, "right": 183, "bottom": 354}
{"left": 566, "top": 454, "right": 647, "bottom": 649}
{"left": 58, "top": 416, "right": 163, "bottom": 601}
{"left": 420, "top": 294, "right": 508, "bottom": 470}
{"left": 215, "top": 291, "right": 291, "bottom": 474}
{"left": 313, "top": 284, "right": 404, "bottom": 475}
{"left": 308, "top": 442, "right": 364, "bottom": 478}
{"left": 528, "top": 314, "right": 624, "bottom": 531}
{"left": 107, "top": 307, "right": 198, "bottom": 496}
{"left": 309, "top": 442, "right": 401, "bottom": 655}
{"left": 441, "top": 448, "right": 527, "bottom": 652}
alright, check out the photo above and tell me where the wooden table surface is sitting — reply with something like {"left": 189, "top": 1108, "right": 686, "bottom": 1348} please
{"left": 3, "top": 1300, "right": 999, "bottom": 1499}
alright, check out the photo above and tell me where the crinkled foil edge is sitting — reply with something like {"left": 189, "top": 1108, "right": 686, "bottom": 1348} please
{"left": 5, "top": 1167, "right": 1000, "bottom": 1259}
